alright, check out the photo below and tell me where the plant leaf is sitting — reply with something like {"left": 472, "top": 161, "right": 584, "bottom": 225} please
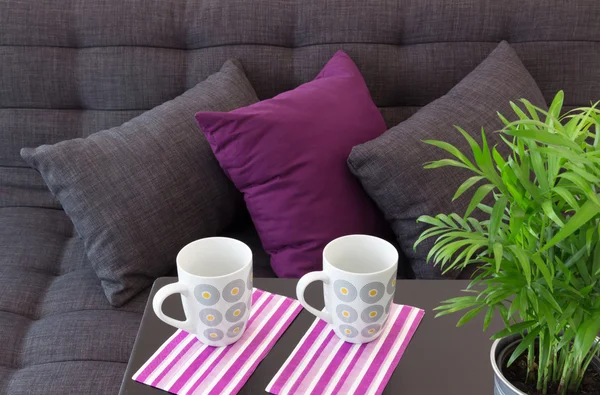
{"left": 414, "top": 228, "right": 450, "bottom": 250}
{"left": 558, "top": 172, "right": 600, "bottom": 206}
{"left": 491, "top": 320, "right": 538, "bottom": 340}
{"left": 520, "top": 98, "right": 542, "bottom": 121}
{"left": 424, "top": 159, "right": 475, "bottom": 171}
{"left": 553, "top": 186, "right": 580, "bottom": 210}
{"left": 464, "top": 184, "right": 496, "bottom": 218}
{"left": 492, "top": 146, "right": 507, "bottom": 171}
{"left": 423, "top": 140, "right": 476, "bottom": 168}
{"left": 531, "top": 254, "right": 554, "bottom": 291}
{"left": 510, "top": 101, "right": 530, "bottom": 121}
{"left": 503, "top": 128, "right": 580, "bottom": 150}
{"left": 573, "top": 317, "right": 600, "bottom": 363}
{"left": 493, "top": 243, "right": 503, "bottom": 273}
{"left": 456, "top": 305, "right": 485, "bottom": 327}
{"left": 438, "top": 214, "right": 459, "bottom": 228}
{"left": 507, "top": 326, "right": 542, "bottom": 366}
{"left": 452, "top": 176, "right": 485, "bottom": 201}
{"left": 416, "top": 215, "right": 446, "bottom": 228}
{"left": 547, "top": 90, "right": 564, "bottom": 122}
{"left": 530, "top": 145, "right": 549, "bottom": 191}
{"left": 508, "top": 293, "right": 521, "bottom": 319}
{"left": 538, "top": 300, "right": 557, "bottom": 332}
{"left": 483, "top": 306, "right": 495, "bottom": 331}
{"left": 509, "top": 246, "right": 532, "bottom": 285}
{"left": 467, "top": 218, "right": 485, "bottom": 234}
{"left": 508, "top": 206, "right": 526, "bottom": 242}
{"left": 532, "top": 283, "right": 562, "bottom": 313}
{"left": 542, "top": 200, "right": 565, "bottom": 227}
{"left": 566, "top": 163, "right": 600, "bottom": 184}
{"left": 537, "top": 330, "right": 552, "bottom": 379}
{"left": 541, "top": 198, "right": 600, "bottom": 252}
{"left": 455, "top": 126, "right": 482, "bottom": 160}
{"left": 489, "top": 197, "right": 508, "bottom": 244}
{"left": 449, "top": 213, "right": 472, "bottom": 231}
{"left": 593, "top": 242, "right": 600, "bottom": 277}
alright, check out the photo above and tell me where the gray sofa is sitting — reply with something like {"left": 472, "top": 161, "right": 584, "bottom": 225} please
{"left": 1, "top": 0, "right": 599, "bottom": 393}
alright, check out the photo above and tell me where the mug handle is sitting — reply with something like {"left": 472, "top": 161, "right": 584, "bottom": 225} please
{"left": 296, "top": 271, "right": 333, "bottom": 324}
{"left": 152, "top": 282, "right": 193, "bottom": 332}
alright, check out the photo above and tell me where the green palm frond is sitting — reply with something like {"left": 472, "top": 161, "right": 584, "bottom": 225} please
{"left": 416, "top": 91, "right": 600, "bottom": 395}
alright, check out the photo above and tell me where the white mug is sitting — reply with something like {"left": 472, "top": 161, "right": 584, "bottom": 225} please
{"left": 296, "top": 235, "right": 398, "bottom": 343}
{"left": 153, "top": 237, "right": 253, "bottom": 347}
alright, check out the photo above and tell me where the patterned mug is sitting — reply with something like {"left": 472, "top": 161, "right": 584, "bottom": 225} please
{"left": 296, "top": 235, "right": 398, "bottom": 343}
{"left": 153, "top": 237, "right": 253, "bottom": 347}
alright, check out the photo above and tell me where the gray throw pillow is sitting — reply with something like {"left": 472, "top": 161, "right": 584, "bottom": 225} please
{"left": 21, "top": 60, "right": 259, "bottom": 306}
{"left": 347, "top": 41, "right": 547, "bottom": 279}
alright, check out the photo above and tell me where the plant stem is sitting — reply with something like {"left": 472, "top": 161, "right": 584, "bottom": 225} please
{"left": 543, "top": 362, "right": 550, "bottom": 395}
{"left": 559, "top": 358, "right": 574, "bottom": 395}
{"left": 574, "top": 342, "right": 600, "bottom": 392}
{"left": 537, "top": 339, "right": 544, "bottom": 392}
{"left": 528, "top": 341, "right": 536, "bottom": 382}
{"left": 539, "top": 219, "right": 546, "bottom": 250}
{"left": 556, "top": 346, "right": 567, "bottom": 383}
{"left": 552, "top": 347, "right": 559, "bottom": 383}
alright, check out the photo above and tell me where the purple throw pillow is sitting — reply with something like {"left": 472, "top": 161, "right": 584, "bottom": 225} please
{"left": 196, "top": 51, "right": 390, "bottom": 277}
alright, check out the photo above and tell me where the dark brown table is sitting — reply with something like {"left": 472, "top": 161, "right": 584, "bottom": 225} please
{"left": 119, "top": 278, "right": 502, "bottom": 394}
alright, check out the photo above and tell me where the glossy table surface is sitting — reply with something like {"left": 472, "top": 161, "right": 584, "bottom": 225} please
{"left": 120, "top": 278, "right": 502, "bottom": 394}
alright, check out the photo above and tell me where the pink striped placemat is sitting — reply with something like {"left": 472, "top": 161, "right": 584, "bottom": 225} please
{"left": 266, "top": 304, "right": 424, "bottom": 395}
{"left": 133, "top": 288, "right": 302, "bottom": 395}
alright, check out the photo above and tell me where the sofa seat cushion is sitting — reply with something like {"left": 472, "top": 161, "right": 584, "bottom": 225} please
{"left": 0, "top": 207, "right": 147, "bottom": 395}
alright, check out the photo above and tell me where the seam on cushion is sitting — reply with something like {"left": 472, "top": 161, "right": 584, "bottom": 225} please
{"left": 0, "top": 205, "right": 65, "bottom": 211}
{"left": 0, "top": 106, "right": 152, "bottom": 111}
{"left": 0, "top": 264, "right": 60, "bottom": 277}
{"left": 2, "top": 359, "right": 127, "bottom": 370}
{"left": 0, "top": 39, "right": 599, "bottom": 50}
{"left": 0, "top": 105, "right": 426, "bottom": 111}
{"left": 0, "top": 308, "right": 142, "bottom": 321}
{"left": 0, "top": 164, "right": 32, "bottom": 169}
{"left": 0, "top": 104, "right": 591, "bottom": 112}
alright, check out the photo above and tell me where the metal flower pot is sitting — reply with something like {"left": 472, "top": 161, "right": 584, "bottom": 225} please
{"left": 490, "top": 334, "right": 600, "bottom": 395}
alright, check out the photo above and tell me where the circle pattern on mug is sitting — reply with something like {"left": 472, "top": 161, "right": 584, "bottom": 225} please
{"left": 387, "top": 272, "right": 397, "bottom": 295}
{"left": 336, "top": 304, "right": 358, "bottom": 323}
{"left": 227, "top": 322, "right": 245, "bottom": 338}
{"left": 333, "top": 280, "right": 357, "bottom": 302}
{"left": 247, "top": 271, "right": 253, "bottom": 290}
{"left": 195, "top": 284, "right": 220, "bottom": 306}
{"left": 199, "top": 308, "right": 222, "bottom": 327}
{"left": 225, "top": 302, "right": 247, "bottom": 322}
{"left": 361, "top": 305, "right": 384, "bottom": 323}
{"left": 203, "top": 328, "right": 224, "bottom": 341}
{"left": 361, "top": 324, "right": 382, "bottom": 338}
{"left": 223, "top": 279, "right": 245, "bottom": 303}
{"left": 360, "top": 282, "right": 385, "bottom": 303}
{"left": 339, "top": 325, "right": 358, "bottom": 338}
{"left": 385, "top": 296, "right": 393, "bottom": 314}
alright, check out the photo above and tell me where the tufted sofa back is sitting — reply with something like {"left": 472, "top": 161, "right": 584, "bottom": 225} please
{"left": 2, "top": 0, "right": 600, "bottom": 208}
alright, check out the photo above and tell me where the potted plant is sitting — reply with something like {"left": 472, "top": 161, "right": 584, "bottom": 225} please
{"left": 415, "top": 91, "right": 600, "bottom": 395}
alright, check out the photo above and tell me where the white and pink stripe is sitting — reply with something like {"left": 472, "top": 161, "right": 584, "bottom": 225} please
{"left": 266, "top": 304, "right": 424, "bottom": 395}
{"left": 133, "top": 288, "right": 302, "bottom": 395}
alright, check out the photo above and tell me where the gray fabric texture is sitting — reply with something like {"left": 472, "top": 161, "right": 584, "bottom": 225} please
{"left": 1, "top": 0, "right": 599, "bottom": 394}
{"left": 0, "top": 207, "right": 149, "bottom": 395}
{"left": 21, "top": 60, "right": 259, "bottom": 307}
{"left": 3, "top": 0, "right": 599, "bottom": 209}
{"left": 348, "top": 41, "right": 548, "bottom": 279}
